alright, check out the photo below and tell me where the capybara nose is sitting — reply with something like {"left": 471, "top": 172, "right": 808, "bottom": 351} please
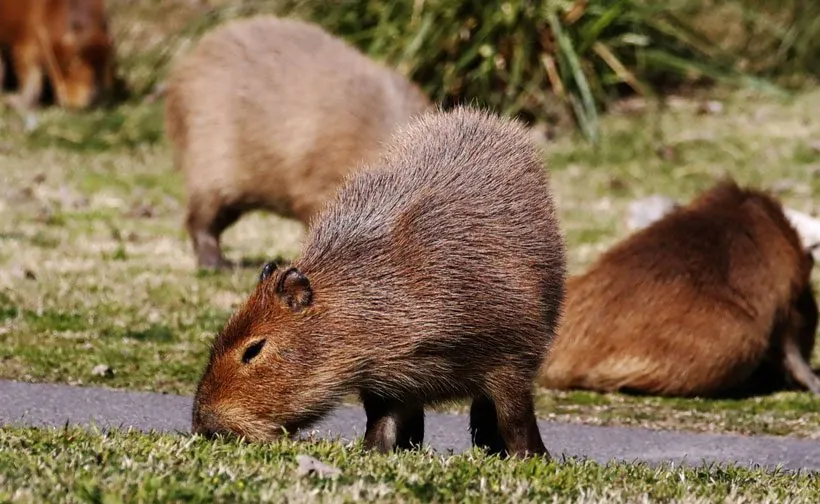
{"left": 191, "top": 407, "right": 228, "bottom": 439}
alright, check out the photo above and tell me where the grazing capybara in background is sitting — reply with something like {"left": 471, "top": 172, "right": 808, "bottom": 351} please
{"left": 0, "top": 0, "right": 116, "bottom": 109}
{"left": 191, "top": 107, "right": 566, "bottom": 458}
{"left": 164, "top": 15, "right": 432, "bottom": 269}
{"left": 539, "top": 180, "right": 820, "bottom": 398}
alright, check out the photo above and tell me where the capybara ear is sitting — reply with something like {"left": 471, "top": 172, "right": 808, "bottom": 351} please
{"left": 275, "top": 267, "right": 312, "bottom": 312}
{"left": 259, "top": 261, "right": 278, "bottom": 283}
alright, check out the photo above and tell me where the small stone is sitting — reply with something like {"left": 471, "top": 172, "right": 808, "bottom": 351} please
{"left": 126, "top": 203, "right": 155, "bottom": 219}
{"left": 697, "top": 100, "right": 724, "bottom": 115}
{"left": 771, "top": 179, "right": 797, "bottom": 194}
{"left": 91, "top": 364, "right": 113, "bottom": 377}
{"left": 626, "top": 195, "right": 680, "bottom": 231}
{"left": 23, "top": 114, "right": 38, "bottom": 132}
{"left": 296, "top": 454, "right": 341, "bottom": 478}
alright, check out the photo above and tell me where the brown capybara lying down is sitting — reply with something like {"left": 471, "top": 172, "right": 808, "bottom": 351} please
{"left": 539, "top": 180, "right": 820, "bottom": 398}
{"left": 164, "top": 15, "right": 432, "bottom": 269}
{"left": 191, "top": 107, "right": 567, "bottom": 458}
{"left": 0, "top": 0, "right": 116, "bottom": 109}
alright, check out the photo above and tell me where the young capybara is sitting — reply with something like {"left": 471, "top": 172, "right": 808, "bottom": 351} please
{"left": 539, "top": 180, "right": 820, "bottom": 398}
{"left": 164, "top": 15, "right": 432, "bottom": 269}
{"left": 0, "top": 0, "right": 117, "bottom": 109}
{"left": 191, "top": 107, "right": 566, "bottom": 458}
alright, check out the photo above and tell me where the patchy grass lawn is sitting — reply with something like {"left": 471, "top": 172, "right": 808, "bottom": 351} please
{"left": 1, "top": 4, "right": 820, "bottom": 440}
{"left": 1, "top": 427, "right": 818, "bottom": 503}
{"left": 2, "top": 87, "right": 820, "bottom": 438}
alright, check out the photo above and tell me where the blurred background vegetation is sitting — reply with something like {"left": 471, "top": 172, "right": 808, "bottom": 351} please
{"left": 101, "top": 0, "right": 820, "bottom": 143}
{"left": 16, "top": 0, "right": 820, "bottom": 150}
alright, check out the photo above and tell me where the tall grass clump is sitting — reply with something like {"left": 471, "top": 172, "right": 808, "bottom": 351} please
{"left": 108, "top": 0, "right": 819, "bottom": 142}
{"left": 280, "top": 0, "right": 782, "bottom": 142}
{"left": 671, "top": 0, "right": 820, "bottom": 86}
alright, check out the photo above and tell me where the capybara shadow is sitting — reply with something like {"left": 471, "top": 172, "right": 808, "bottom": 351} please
{"left": 164, "top": 15, "right": 433, "bottom": 270}
{"left": 539, "top": 180, "right": 820, "bottom": 399}
{"left": 0, "top": 0, "right": 118, "bottom": 110}
{"left": 191, "top": 107, "right": 566, "bottom": 458}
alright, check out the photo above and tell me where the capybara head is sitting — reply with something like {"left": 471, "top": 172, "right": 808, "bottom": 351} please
{"left": 54, "top": 0, "right": 117, "bottom": 108}
{"left": 192, "top": 262, "right": 335, "bottom": 441}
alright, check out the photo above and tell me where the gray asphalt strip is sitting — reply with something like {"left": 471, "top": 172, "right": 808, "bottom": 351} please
{"left": 1, "top": 380, "right": 817, "bottom": 472}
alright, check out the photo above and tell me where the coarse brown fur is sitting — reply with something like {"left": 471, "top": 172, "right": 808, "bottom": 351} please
{"left": 164, "top": 15, "right": 432, "bottom": 269}
{"left": 191, "top": 107, "right": 566, "bottom": 458}
{"left": 539, "top": 180, "right": 820, "bottom": 398}
{"left": 0, "top": 0, "right": 118, "bottom": 109}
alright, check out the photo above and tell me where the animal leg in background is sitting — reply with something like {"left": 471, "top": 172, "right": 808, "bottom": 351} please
{"left": 9, "top": 41, "right": 43, "bottom": 108}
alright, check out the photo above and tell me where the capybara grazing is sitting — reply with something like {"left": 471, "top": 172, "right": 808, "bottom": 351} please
{"left": 539, "top": 180, "right": 820, "bottom": 398}
{"left": 0, "top": 0, "right": 116, "bottom": 109}
{"left": 164, "top": 15, "right": 432, "bottom": 269}
{"left": 191, "top": 107, "right": 566, "bottom": 458}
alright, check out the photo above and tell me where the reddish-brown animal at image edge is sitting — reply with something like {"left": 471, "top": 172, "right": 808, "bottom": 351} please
{"left": 0, "top": 0, "right": 118, "bottom": 109}
{"left": 540, "top": 180, "right": 820, "bottom": 398}
{"left": 191, "top": 107, "right": 566, "bottom": 458}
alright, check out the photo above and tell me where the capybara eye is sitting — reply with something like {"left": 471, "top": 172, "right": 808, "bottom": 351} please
{"left": 241, "top": 339, "right": 266, "bottom": 364}
{"left": 259, "top": 262, "right": 276, "bottom": 282}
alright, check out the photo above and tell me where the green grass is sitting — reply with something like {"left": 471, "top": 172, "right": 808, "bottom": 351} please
{"left": 2, "top": 0, "right": 820, "bottom": 442}
{"left": 1, "top": 427, "right": 817, "bottom": 503}
{"left": 2, "top": 85, "right": 820, "bottom": 438}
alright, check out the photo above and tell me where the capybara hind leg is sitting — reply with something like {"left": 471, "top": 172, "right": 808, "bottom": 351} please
{"left": 469, "top": 395, "right": 506, "bottom": 456}
{"left": 185, "top": 198, "right": 241, "bottom": 269}
{"left": 361, "top": 393, "right": 424, "bottom": 453}
{"left": 489, "top": 383, "right": 549, "bottom": 459}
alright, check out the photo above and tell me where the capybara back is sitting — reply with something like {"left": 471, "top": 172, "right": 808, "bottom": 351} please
{"left": 164, "top": 15, "right": 431, "bottom": 269}
{"left": 540, "top": 180, "right": 820, "bottom": 397}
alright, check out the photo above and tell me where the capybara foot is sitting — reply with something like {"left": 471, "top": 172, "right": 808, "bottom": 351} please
{"left": 362, "top": 394, "right": 424, "bottom": 453}
{"left": 493, "top": 389, "right": 550, "bottom": 459}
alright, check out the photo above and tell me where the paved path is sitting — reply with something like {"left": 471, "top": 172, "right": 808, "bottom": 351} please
{"left": 1, "top": 380, "right": 818, "bottom": 472}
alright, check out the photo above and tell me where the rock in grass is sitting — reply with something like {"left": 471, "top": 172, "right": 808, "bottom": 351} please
{"left": 296, "top": 455, "right": 342, "bottom": 479}
{"left": 626, "top": 195, "right": 680, "bottom": 231}
{"left": 91, "top": 364, "right": 113, "bottom": 378}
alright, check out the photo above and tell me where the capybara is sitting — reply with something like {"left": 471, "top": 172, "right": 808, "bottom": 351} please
{"left": 164, "top": 15, "right": 432, "bottom": 269}
{"left": 0, "top": 0, "right": 116, "bottom": 109}
{"left": 539, "top": 180, "right": 820, "bottom": 398}
{"left": 191, "top": 107, "right": 566, "bottom": 458}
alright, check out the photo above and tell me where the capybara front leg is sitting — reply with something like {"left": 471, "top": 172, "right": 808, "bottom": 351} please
{"left": 490, "top": 383, "right": 549, "bottom": 459}
{"left": 361, "top": 393, "right": 424, "bottom": 453}
{"left": 10, "top": 42, "right": 43, "bottom": 109}
{"left": 469, "top": 395, "right": 507, "bottom": 456}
